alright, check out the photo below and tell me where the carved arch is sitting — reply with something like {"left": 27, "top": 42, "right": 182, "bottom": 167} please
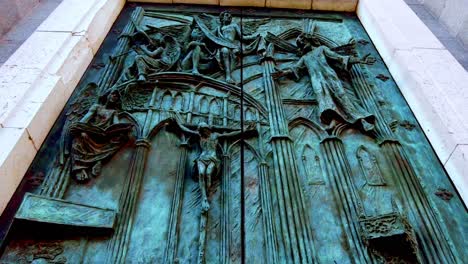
{"left": 161, "top": 91, "right": 173, "bottom": 111}
{"left": 199, "top": 96, "right": 209, "bottom": 114}
{"left": 118, "top": 111, "right": 142, "bottom": 137}
{"left": 209, "top": 98, "right": 221, "bottom": 116}
{"left": 226, "top": 139, "right": 262, "bottom": 162}
{"left": 173, "top": 92, "right": 185, "bottom": 112}
{"left": 288, "top": 117, "right": 326, "bottom": 139}
{"left": 356, "top": 145, "right": 385, "bottom": 186}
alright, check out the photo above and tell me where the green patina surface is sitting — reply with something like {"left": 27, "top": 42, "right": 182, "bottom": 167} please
{"left": 0, "top": 3, "right": 466, "bottom": 263}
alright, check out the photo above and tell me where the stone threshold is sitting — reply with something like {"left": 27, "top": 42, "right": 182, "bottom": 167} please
{"left": 0, "top": 0, "right": 466, "bottom": 215}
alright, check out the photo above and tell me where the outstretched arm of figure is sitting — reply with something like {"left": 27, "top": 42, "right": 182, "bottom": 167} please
{"left": 218, "top": 122, "right": 257, "bottom": 139}
{"left": 324, "top": 46, "right": 375, "bottom": 68}
{"left": 349, "top": 53, "right": 376, "bottom": 65}
{"left": 275, "top": 57, "right": 304, "bottom": 81}
{"left": 236, "top": 24, "right": 258, "bottom": 41}
{"left": 178, "top": 123, "right": 199, "bottom": 135}
{"left": 140, "top": 45, "right": 163, "bottom": 57}
{"left": 169, "top": 113, "right": 199, "bottom": 135}
{"left": 218, "top": 129, "right": 242, "bottom": 139}
{"left": 79, "top": 104, "right": 98, "bottom": 123}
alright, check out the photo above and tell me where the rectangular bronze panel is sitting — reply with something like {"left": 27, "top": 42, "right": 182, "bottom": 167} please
{"left": 16, "top": 193, "right": 116, "bottom": 229}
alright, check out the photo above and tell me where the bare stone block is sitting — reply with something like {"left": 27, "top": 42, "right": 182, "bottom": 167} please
{"left": 312, "top": 0, "right": 357, "bottom": 11}
{"left": 174, "top": 0, "right": 219, "bottom": 4}
{"left": 220, "top": 0, "right": 266, "bottom": 7}
{"left": 0, "top": 127, "right": 37, "bottom": 214}
{"left": 266, "top": 0, "right": 311, "bottom": 9}
{"left": 444, "top": 145, "right": 468, "bottom": 204}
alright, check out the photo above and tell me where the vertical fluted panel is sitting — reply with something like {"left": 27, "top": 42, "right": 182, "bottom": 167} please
{"left": 163, "top": 142, "right": 189, "bottom": 263}
{"left": 381, "top": 141, "right": 460, "bottom": 263}
{"left": 106, "top": 140, "right": 151, "bottom": 264}
{"left": 262, "top": 55, "right": 317, "bottom": 263}
{"left": 320, "top": 137, "right": 372, "bottom": 263}
{"left": 98, "top": 7, "right": 144, "bottom": 94}
{"left": 350, "top": 66, "right": 393, "bottom": 138}
{"left": 220, "top": 152, "right": 231, "bottom": 264}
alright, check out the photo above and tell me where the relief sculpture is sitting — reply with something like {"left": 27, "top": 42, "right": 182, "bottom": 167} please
{"left": 0, "top": 5, "right": 465, "bottom": 264}
{"left": 69, "top": 89, "right": 133, "bottom": 182}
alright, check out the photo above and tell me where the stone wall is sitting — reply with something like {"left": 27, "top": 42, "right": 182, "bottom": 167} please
{"left": 0, "top": 0, "right": 39, "bottom": 37}
{"left": 416, "top": 0, "right": 468, "bottom": 48}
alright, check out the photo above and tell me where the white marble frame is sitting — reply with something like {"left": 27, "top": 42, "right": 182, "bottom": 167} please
{"left": 0, "top": 0, "right": 466, "bottom": 214}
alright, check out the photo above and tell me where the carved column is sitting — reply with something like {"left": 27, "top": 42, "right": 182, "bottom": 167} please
{"left": 98, "top": 7, "right": 144, "bottom": 93}
{"left": 220, "top": 144, "right": 231, "bottom": 264}
{"left": 349, "top": 66, "right": 393, "bottom": 138}
{"left": 320, "top": 137, "right": 372, "bottom": 263}
{"left": 163, "top": 139, "right": 189, "bottom": 263}
{"left": 262, "top": 45, "right": 317, "bottom": 263}
{"left": 258, "top": 160, "right": 278, "bottom": 263}
{"left": 350, "top": 63, "right": 459, "bottom": 262}
{"left": 40, "top": 158, "right": 70, "bottom": 199}
{"left": 380, "top": 140, "right": 460, "bottom": 263}
{"left": 105, "top": 139, "right": 151, "bottom": 264}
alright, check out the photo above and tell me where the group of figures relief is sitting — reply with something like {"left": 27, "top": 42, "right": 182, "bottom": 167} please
{"left": 68, "top": 12, "right": 376, "bottom": 189}
{"left": 2, "top": 6, "right": 464, "bottom": 264}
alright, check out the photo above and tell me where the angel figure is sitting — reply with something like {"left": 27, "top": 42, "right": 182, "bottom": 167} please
{"left": 116, "top": 32, "right": 181, "bottom": 84}
{"left": 68, "top": 89, "right": 133, "bottom": 182}
{"left": 194, "top": 11, "right": 268, "bottom": 84}
{"left": 277, "top": 24, "right": 376, "bottom": 132}
{"left": 171, "top": 117, "right": 256, "bottom": 212}
{"left": 180, "top": 21, "right": 216, "bottom": 75}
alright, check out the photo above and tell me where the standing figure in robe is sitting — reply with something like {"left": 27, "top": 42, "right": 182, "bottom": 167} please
{"left": 281, "top": 33, "right": 376, "bottom": 132}
{"left": 194, "top": 11, "right": 267, "bottom": 84}
{"left": 69, "top": 90, "right": 132, "bottom": 182}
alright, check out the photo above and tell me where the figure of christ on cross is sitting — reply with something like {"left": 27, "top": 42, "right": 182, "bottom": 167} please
{"left": 170, "top": 117, "right": 257, "bottom": 212}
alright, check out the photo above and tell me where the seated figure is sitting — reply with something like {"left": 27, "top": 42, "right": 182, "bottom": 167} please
{"left": 69, "top": 90, "right": 132, "bottom": 182}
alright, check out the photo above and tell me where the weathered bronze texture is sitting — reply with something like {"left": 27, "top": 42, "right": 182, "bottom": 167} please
{"left": 0, "top": 4, "right": 466, "bottom": 264}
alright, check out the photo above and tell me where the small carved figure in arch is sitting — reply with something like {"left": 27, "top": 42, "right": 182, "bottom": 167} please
{"left": 356, "top": 146, "right": 385, "bottom": 186}
{"left": 300, "top": 144, "right": 325, "bottom": 185}
{"left": 209, "top": 98, "right": 221, "bottom": 116}
{"left": 245, "top": 107, "right": 256, "bottom": 121}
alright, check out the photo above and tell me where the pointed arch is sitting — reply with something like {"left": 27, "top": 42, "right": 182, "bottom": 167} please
{"left": 161, "top": 91, "right": 173, "bottom": 111}
{"left": 356, "top": 145, "right": 385, "bottom": 186}
{"left": 226, "top": 139, "right": 262, "bottom": 161}
{"left": 245, "top": 107, "right": 256, "bottom": 121}
{"left": 199, "top": 96, "right": 209, "bottom": 114}
{"left": 173, "top": 92, "right": 184, "bottom": 112}
{"left": 288, "top": 117, "right": 326, "bottom": 140}
{"left": 118, "top": 111, "right": 142, "bottom": 137}
{"left": 209, "top": 98, "right": 221, "bottom": 116}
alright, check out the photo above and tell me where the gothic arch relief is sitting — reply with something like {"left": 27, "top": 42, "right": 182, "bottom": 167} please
{"left": 356, "top": 145, "right": 386, "bottom": 186}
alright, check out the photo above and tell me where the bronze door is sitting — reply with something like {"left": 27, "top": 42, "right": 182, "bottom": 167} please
{"left": 0, "top": 4, "right": 465, "bottom": 264}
